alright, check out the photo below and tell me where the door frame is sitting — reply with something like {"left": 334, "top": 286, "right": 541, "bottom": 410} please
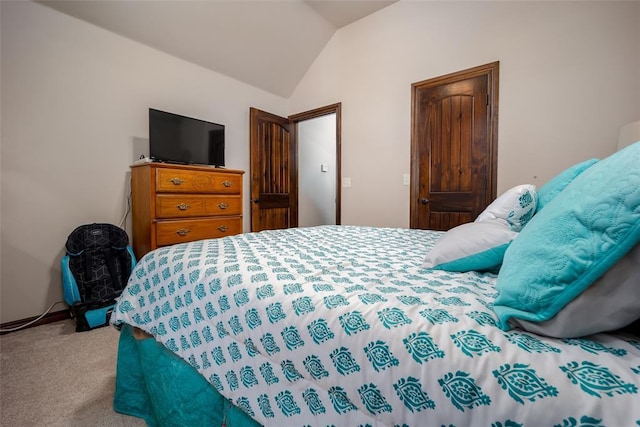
{"left": 289, "top": 103, "right": 342, "bottom": 225}
{"left": 410, "top": 62, "right": 499, "bottom": 228}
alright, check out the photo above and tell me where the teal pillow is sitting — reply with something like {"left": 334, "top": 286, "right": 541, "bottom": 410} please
{"left": 493, "top": 142, "right": 640, "bottom": 331}
{"left": 510, "top": 243, "right": 640, "bottom": 338}
{"left": 536, "top": 158, "right": 598, "bottom": 213}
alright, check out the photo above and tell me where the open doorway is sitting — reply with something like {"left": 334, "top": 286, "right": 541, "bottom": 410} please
{"left": 290, "top": 103, "right": 341, "bottom": 227}
{"left": 297, "top": 113, "right": 337, "bottom": 227}
{"left": 249, "top": 103, "right": 341, "bottom": 232}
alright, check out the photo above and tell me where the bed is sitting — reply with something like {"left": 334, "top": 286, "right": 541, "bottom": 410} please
{"left": 111, "top": 142, "right": 640, "bottom": 426}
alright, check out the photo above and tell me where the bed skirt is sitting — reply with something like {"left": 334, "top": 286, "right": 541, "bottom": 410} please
{"left": 113, "top": 324, "right": 260, "bottom": 427}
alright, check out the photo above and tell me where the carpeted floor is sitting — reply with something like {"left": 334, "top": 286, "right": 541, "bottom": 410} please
{"left": 0, "top": 319, "right": 146, "bottom": 426}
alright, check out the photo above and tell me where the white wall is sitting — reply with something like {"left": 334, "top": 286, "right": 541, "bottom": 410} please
{"left": 298, "top": 114, "right": 337, "bottom": 227}
{"left": 2, "top": 1, "right": 639, "bottom": 324}
{"left": 290, "top": 1, "right": 640, "bottom": 227}
{"left": 0, "top": 1, "right": 288, "bottom": 323}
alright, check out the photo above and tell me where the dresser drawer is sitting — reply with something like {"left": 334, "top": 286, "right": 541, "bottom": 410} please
{"left": 132, "top": 163, "right": 244, "bottom": 259}
{"left": 156, "top": 169, "right": 242, "bottom": 194}
{"left": 156, "top": 194, "right": 242, "bottom": 218}
{"left": 155, "top": 217, "right": 242, "bottom": 246}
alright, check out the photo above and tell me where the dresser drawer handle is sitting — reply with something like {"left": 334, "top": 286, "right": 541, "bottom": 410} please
{"left": 176, "top": 203, "right": 190, "bottom": 211}
{"left": 217, "top": 202, "right": 229, "bottom": 210}
{"left": 217, "top": 225, "right": 229, "bottom": 232}
{"left": 170, "top": 178, "right": 184, "bottom": 185}
{"left": 222, "top": 180, "right": 233, "bottom": 188}
{"left": 176, "top": 228, "right": 190, "bottom": 237}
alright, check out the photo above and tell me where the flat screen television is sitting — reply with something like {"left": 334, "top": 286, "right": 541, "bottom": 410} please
{"left": 149, "top": 108, "right": 225, "bottom": 167}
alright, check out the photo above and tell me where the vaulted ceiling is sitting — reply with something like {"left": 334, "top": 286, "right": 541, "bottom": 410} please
{"left": 37, "top": 0, "right": 397, "bottom": 97}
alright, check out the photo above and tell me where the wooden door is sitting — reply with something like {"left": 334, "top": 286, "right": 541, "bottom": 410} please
{"left": 411, "top": 62, "right": 498, "bottom": 231}
{"left": 249, "top": 107, "right": 297, "bottom": 231}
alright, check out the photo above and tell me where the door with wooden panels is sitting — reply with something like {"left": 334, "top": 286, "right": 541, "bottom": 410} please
{"left": 411, "top": 62, "right": 498, "bottom": 231}
{"left": 249, "top": 107, "right": 297, "bottom": 232}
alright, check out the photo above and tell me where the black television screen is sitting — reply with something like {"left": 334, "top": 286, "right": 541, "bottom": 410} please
{"left": 149, "top": 108, "right": 225, "bottom": 167}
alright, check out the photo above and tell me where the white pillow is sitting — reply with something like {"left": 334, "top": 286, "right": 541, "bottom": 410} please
{"left": 423, "top": 220, "right": 518, "bottom": 272}
{"left": 476, "top": 184, "right": 537, "bottom": 231}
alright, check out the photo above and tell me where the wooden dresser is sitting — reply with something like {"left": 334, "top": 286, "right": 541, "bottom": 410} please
{"left": 130, "top": 162, "right": 244, "bottom": 259}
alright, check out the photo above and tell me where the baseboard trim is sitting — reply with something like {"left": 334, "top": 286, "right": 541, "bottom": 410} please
{"left": 0, "top": 309, "right": 71, "bottom": 335}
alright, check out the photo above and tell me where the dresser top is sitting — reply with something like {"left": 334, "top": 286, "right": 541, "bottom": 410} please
{"left": 130, "top": 161, "right": 244, "bottom": 174}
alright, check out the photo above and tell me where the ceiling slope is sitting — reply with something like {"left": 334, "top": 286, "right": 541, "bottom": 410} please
{"left": 37, "top": 0, "right": 397, "bottom": 97}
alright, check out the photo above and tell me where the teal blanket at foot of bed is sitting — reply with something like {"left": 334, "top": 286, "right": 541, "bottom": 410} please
{"left": 114, "top": 324, "right": 260, "bottom": 427}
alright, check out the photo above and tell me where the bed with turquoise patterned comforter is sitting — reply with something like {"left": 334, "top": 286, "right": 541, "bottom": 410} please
{"left": 111, "top": 226, "right": 640, "bottom": 426}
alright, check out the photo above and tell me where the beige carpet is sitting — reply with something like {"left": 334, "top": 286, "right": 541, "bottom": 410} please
{"left": 0, "top": 319, "right": 146, "bottom": 426}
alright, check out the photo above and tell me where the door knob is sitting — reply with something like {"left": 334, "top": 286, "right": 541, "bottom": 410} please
{"left": 253, "top": 199, "right": 260, "bottom": 203}
{"left": 420, "top": 198, "right": 430, "bottom": 205}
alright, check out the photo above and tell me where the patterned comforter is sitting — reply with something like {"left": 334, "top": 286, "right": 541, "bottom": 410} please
{"left": 112, "top": 226, "right": 640, "bottom": 426}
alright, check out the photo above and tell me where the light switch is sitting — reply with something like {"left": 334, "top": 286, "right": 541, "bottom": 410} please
{"left": 343, "top": 177, "right": 352, "bottom": 188}
{"left": 403, "top": 174, "right": 410, "bottom": 186}
{"left": 321, "top": 164, "right": 329, "bottom": 172}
